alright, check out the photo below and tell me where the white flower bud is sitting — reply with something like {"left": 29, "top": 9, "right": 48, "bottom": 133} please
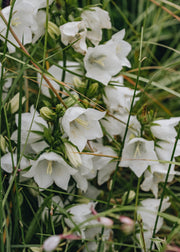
{"left": 99, "top": 217, "right": 113, "bottom": 227}
{"left": 7, "top": 93, "right": 25, "bottom": 114}
{"left": 64, "top": 142, "right": 82, "bottom": 168}
{"left": 0, "top": 135, "right": 6, "bottom": 153}
{"left": 43, "top": 235, "right": 61, "bottom": 252}
{"left": 40, "top": 107, "right": 55, "bottom": 121}
{"left": 48, "top": 21, "right": 60, "bottom": 39}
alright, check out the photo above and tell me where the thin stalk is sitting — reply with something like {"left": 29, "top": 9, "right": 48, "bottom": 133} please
{"left": 0, "top": 9, "right": 67, "bottom": 108}
{"left": 0, "top": 1, "right": 16, "bottom": 250}
{"left": 107, "top": 27, "right": 144, "bottom": 207}
{"left": 149, "top": 123, "right": 180, "bottom": 250}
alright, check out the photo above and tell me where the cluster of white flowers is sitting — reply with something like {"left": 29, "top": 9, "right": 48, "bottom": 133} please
{"left": 0, "top": 1, "right": 180, "bottom": 251}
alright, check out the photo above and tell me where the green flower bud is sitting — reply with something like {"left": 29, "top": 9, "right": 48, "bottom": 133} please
{"left": 73, "top": 77, "right": 87, "bottom": 93}
{"left": 86, "top": 82, "right": 99, "bottom": 98}
{"left": 48, "top": 21, "right": 60, "bottom": 39}
{"left": 40, "top": 107, "right": 56, "bottom": 121}
{"left": 122, "top": 190, "right": 135, "bottom": 204}
{"left": 0, "top": 135, "right": 6, "bottom": 153}
{"left": 64, "top": 94, "right": 79, "bottom": 108}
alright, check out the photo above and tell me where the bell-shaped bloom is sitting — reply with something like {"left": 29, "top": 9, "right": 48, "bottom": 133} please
{"left": 61, "top": 106, "right": 106, "bottom": 151}
{"left": 141, "top": 163, "right": 177, "bottom": 198}
{"left": 84, "top": 30, "right": 131, "bottom": 85}
{"left": 119, "top": 137, "right": 158, "bottom": 177}
{"left": 137, "top": 197, "right": 171, "bottom": 250}
{"left": 11, "top": 106, "right": 47, "bottom": 145}
{"left": 38, "top": 61, "right": 81, "bottom": 98}
{"left": 0, "top": 2, "right": 34, "bottom": 53}
{"left": 65, "top": 202, "right": 97, "bottom": 232}
{"left": 84, "top": 43, "right": 122, "bottom": 85}
{"left": 151, "top": 117, "right": 180, "bottom": 141}
{"left": 23, "top": 152, "right": 76, "bottom": 190}
{"left": 81, "top": 6, "right": 111, "bottom": 46}
{"left": 1, "top": 152, "right": 30, "bottom": 173}
{"left": 103, "top": 85, "right": 139, "bottom": 114}
{"left": 101, "top": 113, "right": 141, "bottom": 141}
{"left": 106, "top": 29, "right": 131, "bottom": 68}
{"left": 155, "top": 139, "right": 180, "bottom": 161}
{"left": 60, "top": 21, "right": 87, "bottom": 54}
{"left": 90, "top": 142, "right": 117, "bottom": 185}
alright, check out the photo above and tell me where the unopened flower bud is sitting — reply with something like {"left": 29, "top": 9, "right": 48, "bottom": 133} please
{"left": 64, "top": 142, "right": 82, "bottom": 168}
{"left": 86, "top": 82, "right": 99, "bottom": 98}
{"left": 64, "top": 94, "right": 79, "bottom": 108}
{"left": 48, "top": 21, "right": 60, "bottom": 39}
{"left": 0, "top": 135, "right": 6, "bottom": 153}
{"left": 73, "top": 77, "right": 86, "bottom": 93}
{"left": 119, "top": 216, "right": 134, "bottom": 234}
{"left": 7, "top": 93, "right": 25, "bottom": 114}
{"left": 43, "top": 235, "right": 61, "bottom": 252}
{"left": 122, "top": 190, "right": 135, "bottom": 204}
{"left": 99, "top": 216, "right": 113, "bottom": 227}
{"left": 40, "top": 107, "right": 55, "bottom": 121}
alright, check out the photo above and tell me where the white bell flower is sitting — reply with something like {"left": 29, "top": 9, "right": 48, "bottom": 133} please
{"left": 120, "top": 137, "right": 158, "bottom": 177}
{"left": 1, "top": 152, "right": 30, "bottom": 173}
{"left": 106, "top": 29, "right": 131, "bottom": 68}
{"left": 11, "top": 106, "right": 48, "bottom": 145}
{"left": 61, "top": 106, "right": 106, "bottom": 151}
{"left": 38, "top": 61, "right": 81, "bottom": 98}
{"left": 84, "top": 42, "right": 122, "bottom": 85}
{"left": 0, "top": 2, "right": 34, "bottom": 53}
{"left": 137, "top": 197, "right": 171, "bottom": 250}
{"left": 60, "top": 21, "right": 87, "bottom": 54}
{"left": 151, "top": 117, "right": 180, "bottom": 141}
{"left": 141, "top": 163, "right": 176, "bottom": 198}
{"left": 90, "top": 142, "right": 117, "bottom": 185}
{"left": 81, "top": 6, "right": 111, "bottom": 46}
{"left": 24, "top": 152, "right": 76, "bottom": 190}
{"left": 103, "top": 85, "right": 139, "bottom": 114}
{"left": 101, "top": 113, "right": 141, "bottom": 141}
{"left": 84, "top": 30, "right": 131, "bottom": 85}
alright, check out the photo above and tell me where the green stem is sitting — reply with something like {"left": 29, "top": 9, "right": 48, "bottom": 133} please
{"left": 150, "top": 123, "right": 180, "bottom": 250}
{"left": 107, "top": 27, "right": 144, "bottom": 207}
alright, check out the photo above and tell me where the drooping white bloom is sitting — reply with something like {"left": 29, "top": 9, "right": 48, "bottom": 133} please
{"left": 65, "top": 202, "right": 97, "bottom": 233}
{"left": 38, "top": 61, "right": 81, "bottom": 98}
{"left": 72, "top": 154, "right": 95, "bottom": 192}
{"left": 81, "top": 6, "right": 111, "bottom": 46}
{"left": 137, "top": 197, "right": 171, "bottom": 250}
{"left": 84, "top": 43, "right": 122, "bottom": 85}
{"left": 155, "top": 139, "right": 180, "bottom": 161}
{"left": 151, "top": 117, "right": 180, "bottom": 141}
{"left": 120, "top": 137, "right": 158, "bottom": 177}
{"left": 61, "top": 107, "right": 106, "bottom": 151}
{"left": 1, "top": 152, "right": 30, "bottom": 173}
{"left": 106, "top": 29, "right": 131, "bottom": 68}
{"left": 90, "top": 142, "right": 117, "bottom": 185}
{"left": 141, "top": 163, "right": 176, "bottom": 198}
{"left": 101, "top": 113, "right": 141, "bottom": 141}
{"left": 24, "top": 152, "right": 76, "bottom": 190}
{"left": 103, "top": 85, "right": 139, "bottom": 114}
{"left": 0, "top": 2, "right": 34, "bottom": 53}
{"left": 11, "top": 106, "right": 48, "bottom": 146}
{"left": 60, "top": 21, "right": 87, "bottom": 54}
{"left": 84, "top": 30, "right": 131, "bottom": 85}
{"left": 0, "top": 0, "right": 54, "bottom": 53}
